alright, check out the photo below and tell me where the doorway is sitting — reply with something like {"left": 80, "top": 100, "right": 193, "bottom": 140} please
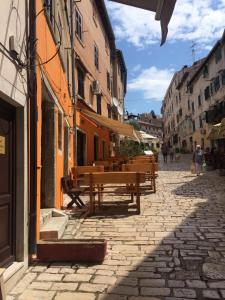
{"left": 77, "top": 130, "right": 86, "bottom": 166}
{"left": 41, "top": 97, "right": 56, "bottom": 208}
{"left": 94, "top": 135, "right": 99, "bottom": 161}
{"left": 64, "top": 124, "right": 69, "bottom": 176}
{"left": 0, "top": 100, "right": 15, "bottom": 267}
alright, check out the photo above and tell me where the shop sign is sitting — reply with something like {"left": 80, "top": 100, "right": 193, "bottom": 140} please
{"left": 0, "top": 136, "right": 5, "bottom": 154}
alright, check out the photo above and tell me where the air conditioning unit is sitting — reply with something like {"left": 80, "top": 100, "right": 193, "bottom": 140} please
{"left": 200, "top": 128, "right": 206, "bottom": 135}
{"left": 91, "top": 80, "right": 101, "bottom": 95}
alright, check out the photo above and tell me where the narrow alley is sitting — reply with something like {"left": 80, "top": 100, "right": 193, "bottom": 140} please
{"left": 8, "top": 155, "right": 225, "bottom": 300}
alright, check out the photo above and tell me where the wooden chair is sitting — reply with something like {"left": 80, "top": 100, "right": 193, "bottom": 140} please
{"left": 122, "top": 163, "right": 157, "bottom": 193}
{"left": 61, "top": 176, "right": 86, "bottom": 209}
{"left": 83, "top": 172, "right": 146, "bottom": 215}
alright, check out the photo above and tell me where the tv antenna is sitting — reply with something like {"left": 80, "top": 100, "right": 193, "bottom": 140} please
{"left": 191, "top": 41, "right": 197, "bottom": 63}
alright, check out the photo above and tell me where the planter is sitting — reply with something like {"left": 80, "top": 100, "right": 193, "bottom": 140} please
{"left": 37, "top": 239, "right": 107, "bottom": 263}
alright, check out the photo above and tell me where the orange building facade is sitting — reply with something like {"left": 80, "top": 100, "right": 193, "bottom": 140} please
{"left": 35, "top": 0, "right": 127, "bottom": 235}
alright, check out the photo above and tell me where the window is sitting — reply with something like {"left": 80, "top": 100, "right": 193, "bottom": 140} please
{"left": 75, "top": 9, "right": 83, "bottom": 41}
{"left": 215, "top": 46, "right": 222, "bottom": 63}
{"left": 204, "top": 86, "right": 210, "bottom": 101}
{"left": 210, "top": 82, "right": 214, "bottom": 95}
{"left": 198, "top": 95, "right": 202, "bottom": 107}
{"left": 94, "top": 44, "right": 99, "bottom": 69}
{"left": 189, "top": 85, "right": 193, "bottom": 94}
{"left": 188, "top": 99, "right": 190, "bottom": 110}
{"left": 192, "top": 102, "right": 195, "bottom": 113}
{"left": 221, "top": 70, "right": 225, "bottom": 85}
{"left": 192, "top": 120, "right": 195, "bottom": 132}
{"left": 214, "top": 76, "right": 220, "bottom": 92}
{"left": 58, "top": 110, "right": 62, "bottom": 150}
{"left": 107, "top": 71, "right": 110, "bottom": 91}
{"left": 199, "top": 116, "right": 203, "bottom": 128}
{"left": 58, "top": 13, "right": 62, "bottom": 43}
{"left": 105, "top": 35, "right": 109, "bottom": 55}
{"left": 107, "top": 104, "right": 111, "bottom": 118}
{"left": 77, "top": 66, "right": 85, "bottom": 98}
{"left": 94, "top": 135, "right": 99, "bottom": 161}
{"left": 45, "top": 0, "right": 54, "bottom": 24}
{"left": 203, "top": 64, "right": 209, "bottom": 78}
{"left": 92, "top": 1, "right": 97, "bottom": 25}
{"left": 97, "top": 94, "right": 101, "bottom": 115}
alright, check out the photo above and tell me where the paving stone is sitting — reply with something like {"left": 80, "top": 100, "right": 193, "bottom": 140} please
{"left": 29, "top": 281, "right": 53, "bottom": 290}
{"left": 208, "top": 281, "right": 225, "bottom": 288}
{"left": 139, "top": 279, "right": 165, "bottom": 287}
{"left": 79, "top": 283, "right": 107, "bottom": 292}
{"left": 129, "top": 297, "right": 161, "bottom": 300}
{"left": 10, "top": 273, "right": 37, "bottom": 294}
{"left": 63, "top": 274, "right": 92, "bottom": 282}
{"left": 141, "top": 287, "right": 171, "bottom": 296}
{"left": 173, "top": 288, "right": 196, "bottom": 298}
{"left": 95, "top": 269, "right": 114, "bottom": 276}
{"left": 186, "top": 280, "right": 207, "bottom": 288}
{"left": 18, "top": 290, "right": 55, "bottom": 299}
{"left": 98, "top": 294, "right": 127, "bottom": 300}
{"left": 108, "top": 285, "right": 139, "bottom": 296}
{"left": 54, "top": 292, "right": 95, "bottom": 300}
{"left": 202, "top": 289, "right": 221, "bottom": 299}
{"left": 168, "top": 280, "right": 185, "bottom": 288}
{"left": 36, "top": 273, "right": 63, "bottom": 282}
{"left": 93, "top": 275, "right": 117, "bottom": 285}
{"left": 51, "top": 282, "right": 78, "bottom": 291}
{"left": 203, "top": 263, "right": 225, "bottom": 279}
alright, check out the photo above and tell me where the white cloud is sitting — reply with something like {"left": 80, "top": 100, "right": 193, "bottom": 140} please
{"left": 106, "top": 0, "right": 225, "bottom": 49}
{"left": 128, "top": 66, "right": 174, "bottom": 101}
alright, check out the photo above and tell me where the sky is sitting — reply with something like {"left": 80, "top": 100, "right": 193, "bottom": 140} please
{"left": 106, "top": 0, "right": 225, "bottom": 115}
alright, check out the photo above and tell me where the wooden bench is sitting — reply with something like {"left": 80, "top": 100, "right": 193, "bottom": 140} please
{"left": 93, "top": 160, "right": 113, "bottom": 171}
{"left": 122, "top": 163, "right": 157, "bottom": 193}
{"left": 71, "top": 165, "right": 104, "bottom": 185}
{"left": 83, "top": 172, "right": 146, "bottom": 215}
{"left": 61, "top": 176, "right": 86, "bottom": 209}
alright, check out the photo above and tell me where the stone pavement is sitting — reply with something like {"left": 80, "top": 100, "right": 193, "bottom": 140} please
{"left": 8, "top": 155, "right": 225, "bottom": 299}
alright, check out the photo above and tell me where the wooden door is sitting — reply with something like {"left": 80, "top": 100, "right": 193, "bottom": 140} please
{"left": 0, "top": 101, "right": 15, "bottom": 267}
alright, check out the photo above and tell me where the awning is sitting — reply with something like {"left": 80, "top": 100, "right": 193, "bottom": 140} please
{"left": 81, "top": 109, "right": 139, "bottom": 141}
{"left": 208, "top": 123, "right": 222, "bottom": 140}
{"left": 109, "top": 0, "right": 177, "bottom": 45}
{"left": 136, "top": 131, "right": 157, "bottom": 142}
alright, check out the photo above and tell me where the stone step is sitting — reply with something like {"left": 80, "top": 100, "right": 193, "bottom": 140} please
{"left": 40, "top": 210, "right": 69, "bottom": 240}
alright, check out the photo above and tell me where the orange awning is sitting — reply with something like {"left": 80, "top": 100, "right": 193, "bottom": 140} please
{"left": 81, "top": 109, "right": 140, "bottom": 141}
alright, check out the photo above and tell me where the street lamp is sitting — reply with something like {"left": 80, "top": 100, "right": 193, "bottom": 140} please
{"left": 109, "top": 0, "right": 177, "bottom": 45}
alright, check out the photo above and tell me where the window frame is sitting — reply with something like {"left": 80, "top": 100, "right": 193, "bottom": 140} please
{"left": 75, "top": 8, "right": 83, "bottom": 42}
{"left": 94, "top": 43, "right": 99, "bottom": 70}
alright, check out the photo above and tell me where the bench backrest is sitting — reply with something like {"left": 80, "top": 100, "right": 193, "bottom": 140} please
{"left": 83, "top": 172, "right": 146, "bottom": 185}
{"left": 72, "top": 166, "right": 104, "bottom": 177}
{"left": 122, "top": 163, "right": 156, "bottom": 173}
{"left": 93, "top": 161, "right": 112, "bottom": 167}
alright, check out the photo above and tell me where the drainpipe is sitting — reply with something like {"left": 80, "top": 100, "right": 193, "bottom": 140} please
{"left": 28, "top": 0, "right": 37, "bottom": 256}
{"left": 70, "top": 0, "right": 77, "bottom": 165}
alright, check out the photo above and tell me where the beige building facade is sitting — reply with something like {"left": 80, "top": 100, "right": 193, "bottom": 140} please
{"left": 162, "top": 31, "right": 225, "bottom": 152}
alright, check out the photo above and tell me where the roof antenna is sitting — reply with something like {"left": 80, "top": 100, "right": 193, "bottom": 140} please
{"left": 191, "top": 41, "right": 196, "bottom": 63}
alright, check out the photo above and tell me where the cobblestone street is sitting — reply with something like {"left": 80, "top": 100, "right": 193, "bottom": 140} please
{"left": 8, "top": 155, "right": 225, "bottom": 300}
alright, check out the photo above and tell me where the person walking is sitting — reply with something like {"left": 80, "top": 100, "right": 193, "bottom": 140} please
{"left": 169, "top": 146, "right": 175, "bottom": 162}
{"left": 193, "top": 145, "right": 204, "bottom": 176}
{"left": 161, "top": 143, "right": 168, "bottom": 163}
